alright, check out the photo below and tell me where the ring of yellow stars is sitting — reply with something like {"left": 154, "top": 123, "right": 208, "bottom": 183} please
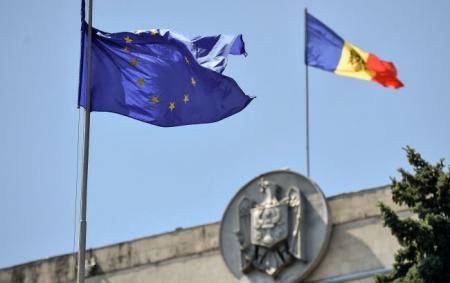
{"left": 137, "top": 78, "right": 144, "bottom": 86}
{"left": 150, "top": 95, "right": 160, "bottom": 104}
{"left": 191, "top": 77, "right": 196, "bottom": 87}
{"left": 122, "top": 46, "right": 130, "bottom": 53}
{"left": 169, "top": 102, "right": 175, "bottom": 111}
{"left": 130, "top": 58, "right": 138, "bottom": 66}
{"left": 183, "top": 95, "right": 190, "bottom": 104}
{"left": 124, "top": 36, "right": 133, "bottom": 44}
{"left": 150, "top": 29, "right": 158, "bottom": 36}
{"left": 184, "top": 56, "right": 190, "bottom": 64}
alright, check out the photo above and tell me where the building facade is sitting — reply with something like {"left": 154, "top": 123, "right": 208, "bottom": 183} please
{"left": 0, "top": 186, "right": 406, "bottom": 283}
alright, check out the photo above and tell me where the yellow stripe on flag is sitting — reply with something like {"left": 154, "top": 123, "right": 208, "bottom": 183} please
{"left": 334, "top": 42, "right": 374, "bottom": 81}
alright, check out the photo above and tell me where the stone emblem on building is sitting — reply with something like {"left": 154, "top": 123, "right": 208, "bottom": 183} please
{"left": 237, "top": 178, "right": 304, "bottom": 276}
{"left": 220, "top": 170, "right": 331, "bottom": 283}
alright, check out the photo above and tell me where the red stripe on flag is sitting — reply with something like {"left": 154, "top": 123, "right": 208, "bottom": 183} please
{"left": 367, "top": 54, "right": 403, "bottom": 89}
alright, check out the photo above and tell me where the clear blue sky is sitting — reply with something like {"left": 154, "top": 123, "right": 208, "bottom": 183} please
{"left": 1, "top": 0, "right": 449, "bottom": 268}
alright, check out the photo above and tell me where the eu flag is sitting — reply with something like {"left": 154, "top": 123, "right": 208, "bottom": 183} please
{"left": 78, "top": 23, "right": 253, "bottom": 127}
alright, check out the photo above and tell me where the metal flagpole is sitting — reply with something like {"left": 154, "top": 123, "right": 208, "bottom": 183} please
{"left": 77, "top": 0, "right": 93, "bottom": 282}
{"left": 304, "top": 8, "right": 310, "bottom": 177}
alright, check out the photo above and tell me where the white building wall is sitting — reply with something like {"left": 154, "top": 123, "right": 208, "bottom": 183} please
{"left": 0, "top": 186, "right": 405, "bottom": 283}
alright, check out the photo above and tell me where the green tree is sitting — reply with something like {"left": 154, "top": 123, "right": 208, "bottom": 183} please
{"left": 375, "top": 147, "right": 450, "bottom": 283}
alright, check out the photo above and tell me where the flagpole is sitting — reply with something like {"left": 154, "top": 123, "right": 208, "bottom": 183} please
{"left": 304, "top": 8, "right": 310, "bottom": 177}
{"left": 77, "top": 0, "right": 93, "bottom": 282}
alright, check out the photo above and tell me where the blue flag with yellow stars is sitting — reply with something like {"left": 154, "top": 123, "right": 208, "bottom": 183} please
{"left": 78, "top": 22, "right": 253, "bottom": 127}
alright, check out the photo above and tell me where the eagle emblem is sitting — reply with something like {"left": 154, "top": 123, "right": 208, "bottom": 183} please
{"left": 236, "top": 178, "right": 305, "bottom": 276}
{"left": 348, "top": 48, "right": 368, "bottom": 72}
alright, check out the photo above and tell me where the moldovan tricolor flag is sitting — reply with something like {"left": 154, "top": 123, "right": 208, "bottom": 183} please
{"left": 306, "top": 12, "right": 403, "bottom": 89}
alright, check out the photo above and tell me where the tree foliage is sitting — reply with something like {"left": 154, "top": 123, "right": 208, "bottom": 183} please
{"left": 376, "top": 147, "right": 450, "bottom": 283}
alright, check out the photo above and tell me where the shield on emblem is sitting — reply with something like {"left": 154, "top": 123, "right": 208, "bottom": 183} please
{"left": 250, "top": 203, "right": 288, "bottom": 248}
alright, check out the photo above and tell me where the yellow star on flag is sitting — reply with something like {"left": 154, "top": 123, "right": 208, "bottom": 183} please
{"left": 169, "top": 102, "right": 175, "bottom": 111}
{"left": 122, "top": 46, "right": 130, "bottom": 53}
{"left": 150, "top": 29, "right": 158, "bottom": 36}
{"left": 183, "top": 95, "right": 190, "bottom": 104}
{"left": 151, "top": 95, "right": 160, "bottom": 104}
{"left": 137, "top": 78, "right": 144, "bottom": 86}
{"left": 130, "top": 58, "right": 138, "bottom": 66}
{"left": 124, "top": 36, "right": 133, "bottom": 44}
{"left": 191, "top": 77, "right": 196, "bottom": 87}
